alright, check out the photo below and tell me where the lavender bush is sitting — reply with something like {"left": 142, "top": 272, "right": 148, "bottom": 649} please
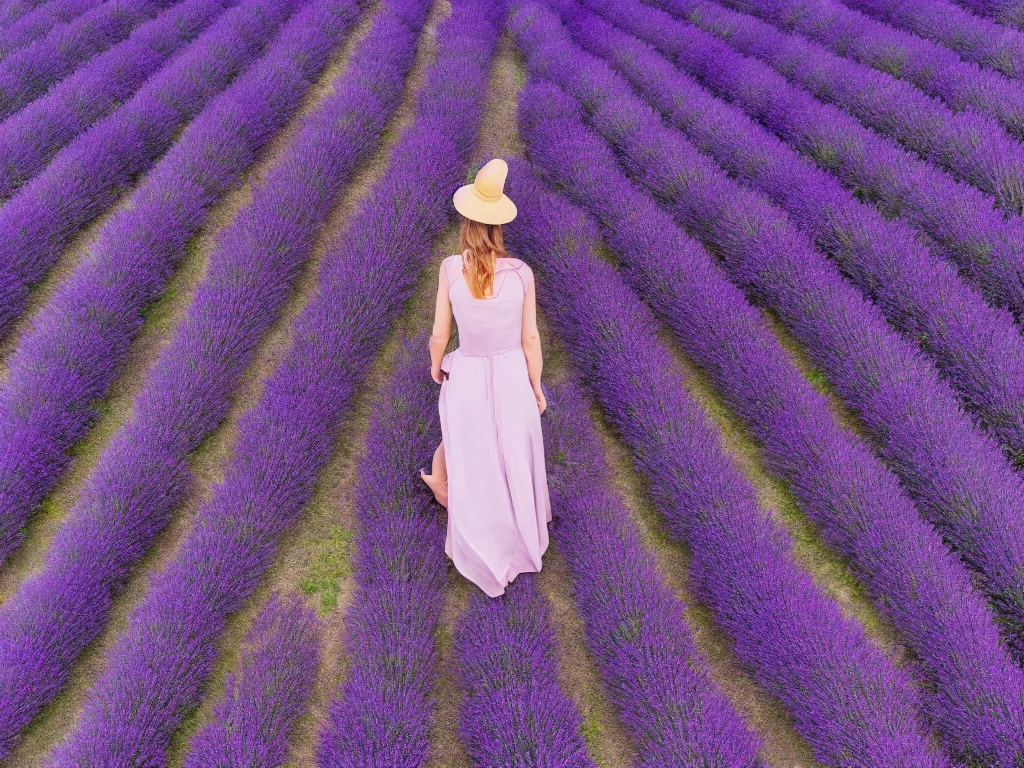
{"left": 542, "top": 378, "right": 765, "bottom": 767}
{"left": 0, "top": 0, "right": 100, "bottom": 59}
{"left": 674, "top": 0, "right": 1024, "bottom": 137}
{"left": 0, "top": 0, "right": 303, "bottom": 571}
{"left": 0, "top": 0, "right": 177, "bottom": 120}
{"left": 183, "top": 592, "right": 322, "bottom": 768}
{"left": 637, "top": 0, "right": 1024, "bottom": 213}
{"left": 0, "top": 0, "right": 231, "bottom": 201}
{"left": 560, "top": 4, "right": 1024, "bottom": 469}
{"left": 519, "top": 74, "right": 1024, "bottom": 762}
{"left": 316, "top": 332, "right": 450, "bottom": 768}
{"left": 43, "top": 2, "right": 506, "bottom": 763}
{"left": 0, "top": 0, "right": 392, "bottom": 749}
{"left": 502, "top": 149, "right": 948, "bottom": 767}
{"left": 839, "top": 0, "right": 1024, "bottom": 77}
{"left": 511, "top": 2, "right": 1024, "bottom": 665}
{"left": 602, "top": 0, "right": 1024, "bottom": 325}
{"left": 455, "top": 573, "right": 596, "bottom": 768}
{"left": 0, "top": 0, "right": 296, "bottom": 344}
{"left": 949, "top": 0, "right": 1024, "bottom": 26}
{"left": 584, "top": 0, "right": 1024, "bottom": 378}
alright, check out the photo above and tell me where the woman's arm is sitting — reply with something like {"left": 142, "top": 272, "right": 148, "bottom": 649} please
{"left": 521, "top": 266, "right": 545, "bottom": 414}
{"left": 429, "top": 259, "right": 453, "bottom": 384}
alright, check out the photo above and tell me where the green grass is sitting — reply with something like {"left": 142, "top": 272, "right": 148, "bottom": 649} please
{"left": 299, "top": 521, "right": 356, "bottom": 614}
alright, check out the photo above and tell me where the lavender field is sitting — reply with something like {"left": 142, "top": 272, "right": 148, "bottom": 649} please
{"left": 1, "top": 0, "right": 1023, "bottom": 764}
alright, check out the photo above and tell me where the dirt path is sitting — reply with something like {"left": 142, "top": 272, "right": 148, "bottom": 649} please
{"left": 0, "top": 4, "right": 390, "bottom": 764}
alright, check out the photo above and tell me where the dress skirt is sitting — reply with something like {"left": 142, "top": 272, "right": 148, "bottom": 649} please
{"left": 438, "top": 345, "right": 551, "bottom": 598}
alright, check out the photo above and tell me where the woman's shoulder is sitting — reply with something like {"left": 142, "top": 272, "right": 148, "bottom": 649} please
{"left": 497, "top": 255, "right": 531, "bottom": 272}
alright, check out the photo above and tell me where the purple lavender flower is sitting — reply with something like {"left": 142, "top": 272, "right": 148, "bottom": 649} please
{"left": 455, "top": 573, "right": 596, "bottom": 768}
{"left": 0, "top": 0, "right": 299, "bottom": 344}
{"left": 593, "top": 0, "right": 1024, "bottom": 325}
{"left": 948, "top": 0, "right": 1024, "bottom": 27}
{"left": 542, "top": 378, "right": 766, "bottom": 767}
{"left": 639, "top": 0, "right": 1024, "bottom": 213}
{"left": 517, "top": 70, "right": 1024, "bottom": 763}
{"left": 839, "top": 0, "right": 1024, "bottom": 78}
{"left": 183, "top": 592, "right": 322, "bottom": 768}
{"left": 0, "top": 0, "right": 233, "bottom": 201}
{"left": 0, "top": 0, "right": 373, "bottom": 754}
{"left": 0, "top": 0, "right": 101, "bottom": 58}
{"left": 0, "top": 0, "right": 178, "bottom": 120}
{"left": 0, "top": 0, "right": 304, "bottom": 567}
{"left": 559, "top": 3, "right": 1024, "bottom": 481}
{"left": 501, "top": 146, "right": 948, "bottom": 766}
{"left": 664, "top": 0, "right": 1024, "bottom": 138}
{"left": 315, "top": 332, "right": 449, "bottom": 768}
{"left": 510, "top": 1, "right": 1024, "bottom": 673}
{"left": 42, "top": 2, "right": 506, "bottom": 763}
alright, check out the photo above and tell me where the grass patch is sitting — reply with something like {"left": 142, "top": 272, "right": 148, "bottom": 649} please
{"left": 299, "top": 520, "right": 355, "bottom": 614}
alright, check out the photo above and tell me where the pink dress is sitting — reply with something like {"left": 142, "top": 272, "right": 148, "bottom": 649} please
{"left": 438, "top": 252, "right": 552, "bottom": 598}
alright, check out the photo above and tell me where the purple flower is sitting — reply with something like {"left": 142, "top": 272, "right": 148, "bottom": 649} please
{"left": 40, "top": 1, "right": 505, "bottom": 763}
{"left": 502, "top": 142, "right": 947, "bottom": 765}
{"left": 183, "top": 592, "right": 322, "bottom": 768}
{"left": 516, "top": 64, "right": 1024, "bottom": 763}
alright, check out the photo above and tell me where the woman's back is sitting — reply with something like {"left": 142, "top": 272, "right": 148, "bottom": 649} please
{"left": 444, "top": 252, "right": 533, "bottom": 357}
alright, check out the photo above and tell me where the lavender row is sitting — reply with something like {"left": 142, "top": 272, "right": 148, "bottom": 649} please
{"left": 680, "top": 0, "right": 1024, "bottom": 138}
{"left": 659, "top": 0, "right": 1024, "bottom": 213}
{"left": 600, "top": 1, "right": 1024, "bottom": 364}
{"left": 950, "top": 0, "right": 1024, "bottom": 27}
{"left": 0, "top": 0, "right": 232, "bottom": 201}
{"left": 519, "top": 1, "right": 1024, "bottom": 663}
{"left": 565, "top": 5, "right": 1024, "bottom": 479}
{"left": 454, "top": 574, "right": 596, "bottom": 768}
{"left": 316, "top": 333, "right": 451, "bottom": 768}
{"left": 0, "top": 0, "right": 97, "bottom": 59}
{"left": 502, "top": 147, "right": 946, "bottom": 766}
{"left": 183, "top": 592, "right": 322, "bottom": 768}
{"left": 0, "top": 0, "right": 51, "bottom": 27}
{"left": 44, "top": 2, "right": 505, "bottom": 763}
{"left": 0, "top": 0, "right": 293, "bottom": 346}
{"left": 518, "top": 72, "right": 1024, "bottom": 761}
{"left": 0, "top": 0, "right": 299, "bottom": 571}
{"left": 541, "top": 379, "right": 765, "bottom": 767}
{"left": 0, "top": 0, "right": 390, "bottom": 751}
{"left": 840, "top": 0, "right": 1024, "bottom": 78}
{"left": 0, "top": 0, "right": 175, "bottom": 120}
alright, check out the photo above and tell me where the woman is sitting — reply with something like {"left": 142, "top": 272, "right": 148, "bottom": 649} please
{"left": 420, "top": 158, "right": 552, "bottom": 598}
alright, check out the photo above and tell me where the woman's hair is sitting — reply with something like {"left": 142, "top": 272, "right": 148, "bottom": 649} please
{"left": 458, "top": 217, "right": 507, "bottom": 299}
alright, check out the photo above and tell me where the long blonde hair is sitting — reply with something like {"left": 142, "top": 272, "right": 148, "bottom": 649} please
{"left": 459, "top": 217, "right": 507, "bottom": 299}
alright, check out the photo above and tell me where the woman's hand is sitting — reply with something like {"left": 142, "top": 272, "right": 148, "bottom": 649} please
{"left": 534, "top": 386, "right": 547, "bottom": 415}
{"left": 431, "top": 364, "right": 443, "bottom": 385}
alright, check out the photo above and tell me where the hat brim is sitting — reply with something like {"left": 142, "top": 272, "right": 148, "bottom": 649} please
{"left": 453, "top": 184, "right": 517, "bottom": 225}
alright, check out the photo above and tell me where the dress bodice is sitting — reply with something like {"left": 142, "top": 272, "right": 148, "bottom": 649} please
{"left": 444, "top": 253, "right": 533, "bottom": 357}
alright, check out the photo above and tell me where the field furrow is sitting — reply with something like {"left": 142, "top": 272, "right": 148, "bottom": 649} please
{"left": 561, "top": 3, "right": 1024, "bottom": 476}
{"left": 516, "top": 63, "right": 1024, "bottom": 762}
{"left": 0, "top": 0, "right": 375, "bottom": 757}
{"left": 0, "top": 0, "right": 100, "bottom": 59}
{"left": 514, "top": 0, "right": 1024, "bottom": 674}
{"left": 0, "top": 0, "right": 235, "bottom": 202}
{"left": 677, "top": 0, "right": 1024, "bottom": 137}
{"left": 3, "top": 0, "right": 1022, "bottom": 763}
{"left": 0, "top": 0, "right": 178, "bottom": 120}
{"left": 591, "top": 0, "right": 1024, "bottom": 343}
{"left": 505, "top": 156, "right": 949, "bottom": 766}
{"left": 40, "top": 2, "right": 503, "bottom": 761}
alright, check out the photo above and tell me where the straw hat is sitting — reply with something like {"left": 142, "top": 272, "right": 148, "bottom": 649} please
{"left": 453, "top": 158, "right": 517, "bottom": 225}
